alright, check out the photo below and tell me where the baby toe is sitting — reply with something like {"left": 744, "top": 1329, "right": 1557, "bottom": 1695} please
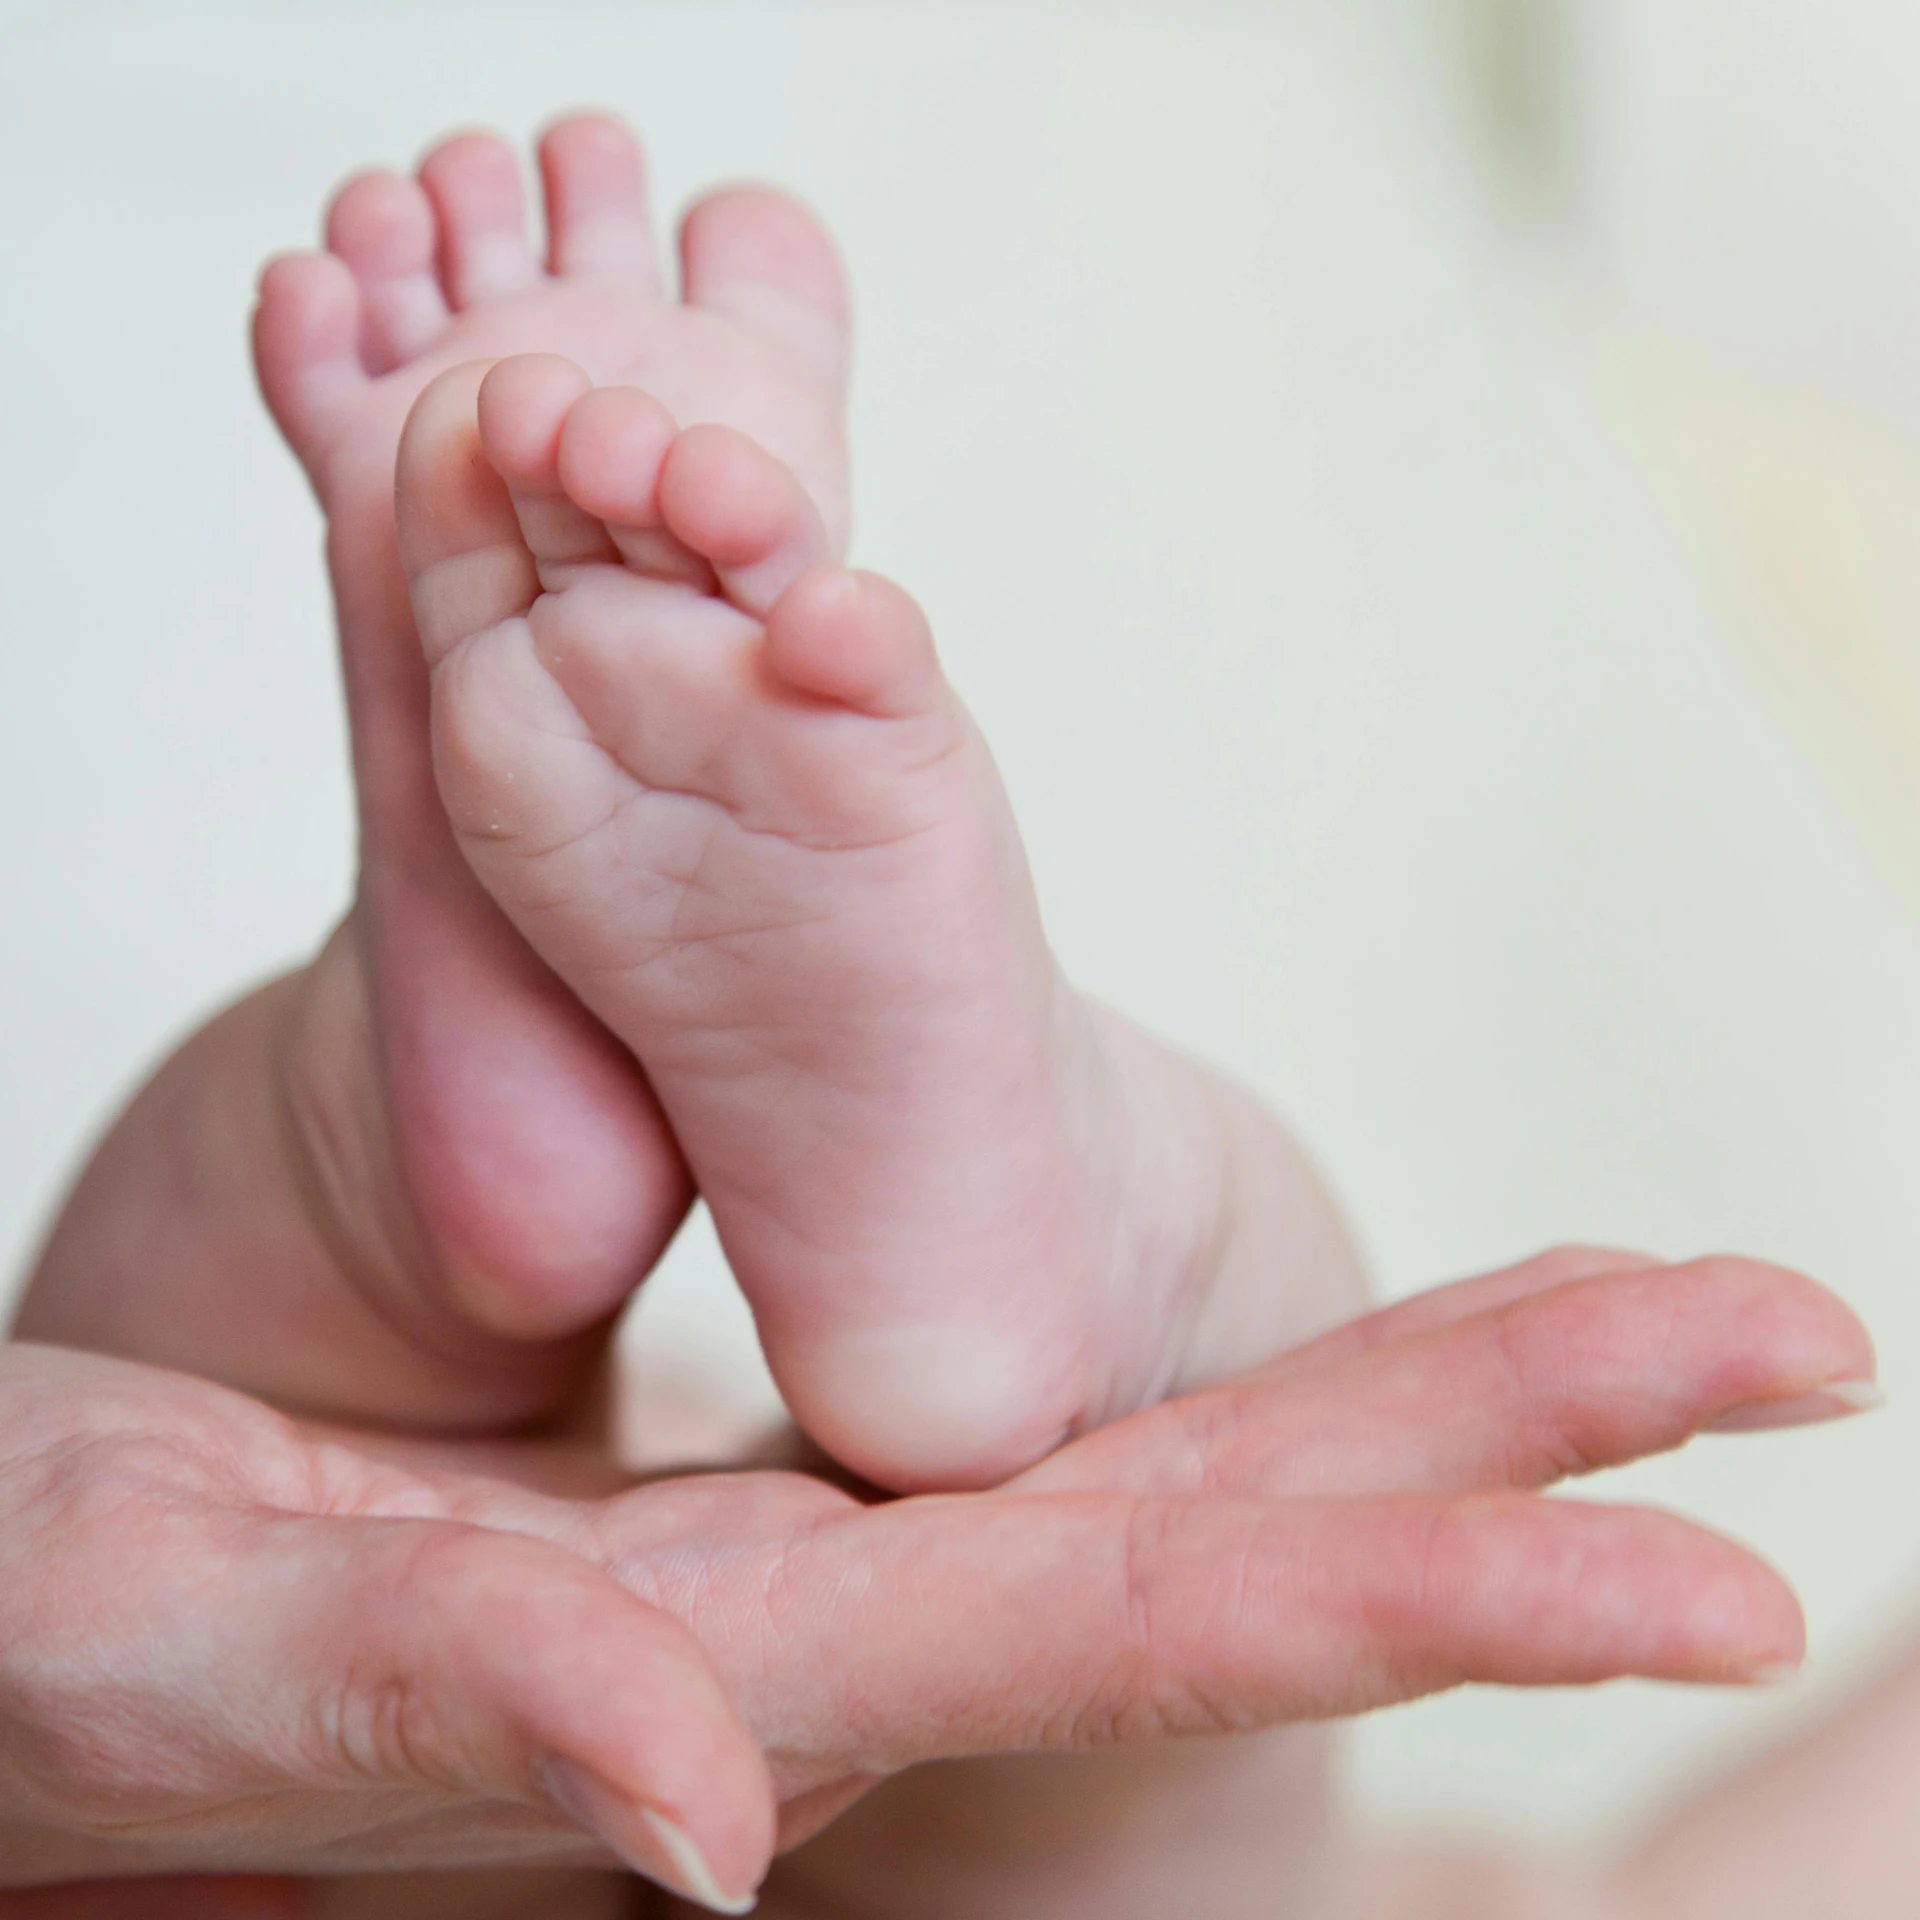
{"left": 397, "top": 363, "right": 539, "bottom": 666}
{"left": 680, "top": 187, "right": 851, "bottom": 387}
{"left": 654, "top": 425, "right": 834, "bottom": 618}
{"left": 765, "top": 568, "right": 943, "bottom": 718}
{"left": 539, "top": 113, "right": 664, "bottom": 287}
{"left": 419, "top": 130, "right": 542, "bottom": 309}
{"left": 478, "top": 356, "right": 619, "bottom": 573}
{"left": 324, "top": 169, "right": 448, "bottom": 372}
{"left": 252, "top": 250, "right": 366, "bottom": 459}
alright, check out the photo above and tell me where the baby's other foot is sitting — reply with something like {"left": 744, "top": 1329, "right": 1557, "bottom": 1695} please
{"left": 398, "top": 356, "right": 1358, "bottom": 1489}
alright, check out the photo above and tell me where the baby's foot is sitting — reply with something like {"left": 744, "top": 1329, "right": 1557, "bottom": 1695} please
{"left": 247, "top": 117, "right": 850, "bottom": 1418}
{"left": 398, "top": 356, "right": 1357, "bottom": 1488}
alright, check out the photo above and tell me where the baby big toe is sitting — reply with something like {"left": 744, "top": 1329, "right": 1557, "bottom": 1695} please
{"left": 478, "top": 355, "right": 622, "bottom": 573}
{"left": 680, "top": 186, "right": 851, "bottom": 388}
{"left": 397, "top": 364, "right": 539, "bottom": 666}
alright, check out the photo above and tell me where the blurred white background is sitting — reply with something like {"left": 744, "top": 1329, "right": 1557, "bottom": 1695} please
{"left": 4, "top": 0, "right": 1920, "bottom": 1867}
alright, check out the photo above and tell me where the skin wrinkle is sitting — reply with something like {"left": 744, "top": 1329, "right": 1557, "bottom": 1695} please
{"left": 412, "top": 547, "right": 538, "bottom": 663}
{"left": 1186, "top": 1525, "right": 1277, "bottom": 1743}
{"left": 1113, "top": 1501, "right": 1202, "bottom": 1749}
{"left": 621, "top": 757, "right": 969, "bottom": 895}
{"left": 523, "top": 611, "right": 970, "bottom": 852}
{"left": 1487, "top": 1308, "right": 1603, "bottom": 1488}
{"left": 1519, "top": 1309, "right": 1623, "bottom": 1486}
{"left": 1164, "top": 1384, "right": 1251, "bottom": 1500}
{"left": 1640, "top": 1282, "right": 1693, "bottom": 1407}
{"left": 336, "top": 1531, "right": 494, "bottom": 1799}
{"left": 271, "top": 966, "right": 403, "bottom": 1317}
{"left": 1538, "top": 1268, "right": 1783, "bottom": 1469}
{"left": 452, "top": 667, "right": 970, "bottom": 955}
{"left": 301, "top": 1442, "right": 452, "bottom": 1525}
{"left": 1362, "top": 1501, "right": 1452, "bottom": 1711}
{"left": 435, "top": 660, "right": 628, "bottom": 859}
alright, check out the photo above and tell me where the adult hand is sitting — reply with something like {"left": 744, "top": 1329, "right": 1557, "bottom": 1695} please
{"left": 1, "top": 1249, "right": 1873, "bottom": 1915}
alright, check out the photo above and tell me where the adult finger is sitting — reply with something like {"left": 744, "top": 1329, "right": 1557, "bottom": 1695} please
{"left": 1262, "top": 1245, "right": 1665, "bottom": 1378}
{"left": 603, "top": 1483, "right": 1803, "bottom": 1781}
{"left": 1027, "top": 1256, "right": 1877, "bottom": 1500}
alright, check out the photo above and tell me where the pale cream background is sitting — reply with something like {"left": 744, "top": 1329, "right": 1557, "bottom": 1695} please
{"left": 3, "top": 0, "right": 1918, "bottom": 1863}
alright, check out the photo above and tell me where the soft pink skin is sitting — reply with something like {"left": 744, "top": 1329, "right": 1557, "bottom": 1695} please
{"left": 0, "top": 1250, "right": 1872, "bottom": 1915}
{"left": 396, "top": 350, "right": 1363, "bottom": 1490}
{"left": 14, "top": 117, "right": 852, "bottom": 1432}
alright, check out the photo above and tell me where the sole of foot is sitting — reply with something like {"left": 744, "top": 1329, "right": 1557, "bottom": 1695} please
{"left": 398, "top": 354, "right": 1193, "bottom": 1488}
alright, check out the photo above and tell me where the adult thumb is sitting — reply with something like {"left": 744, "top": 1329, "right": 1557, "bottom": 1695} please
{"left": 262, "top": 1515, "right": 772, "bottom": 1912}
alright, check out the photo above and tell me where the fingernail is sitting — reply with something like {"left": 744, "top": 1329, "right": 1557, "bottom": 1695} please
{"left": 1708, "top": 1380, "right": 1886, "bottom": 1434}
{"left": 1826, "top": 1380, "right": 1889, "bottom": 1412}
{"left": 641, "top": 1808, "right": 758, "bottom": 1915}
{"left": 540, "top": 1757, "right": 758, "bottom": 1914}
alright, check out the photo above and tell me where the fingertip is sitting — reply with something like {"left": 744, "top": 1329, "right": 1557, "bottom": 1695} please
{"left": 1610, "top": 1513, "right": 1807, "bottom": 1687}
{"left": 1403, "top": 1496, "right": 1810, "bottom": 1693}
{"left": 1716, "top": 1563, "right": 1808, "bottom": 1686}
{"left": 1660, "top": 1254, "right": 1879, "bottom": 1429}
{"left": 351, "top": 1526, "right": 777, "bottom": 1907}
{"left": 544, "top": 1759, "right": 768, "bottom": 1913}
